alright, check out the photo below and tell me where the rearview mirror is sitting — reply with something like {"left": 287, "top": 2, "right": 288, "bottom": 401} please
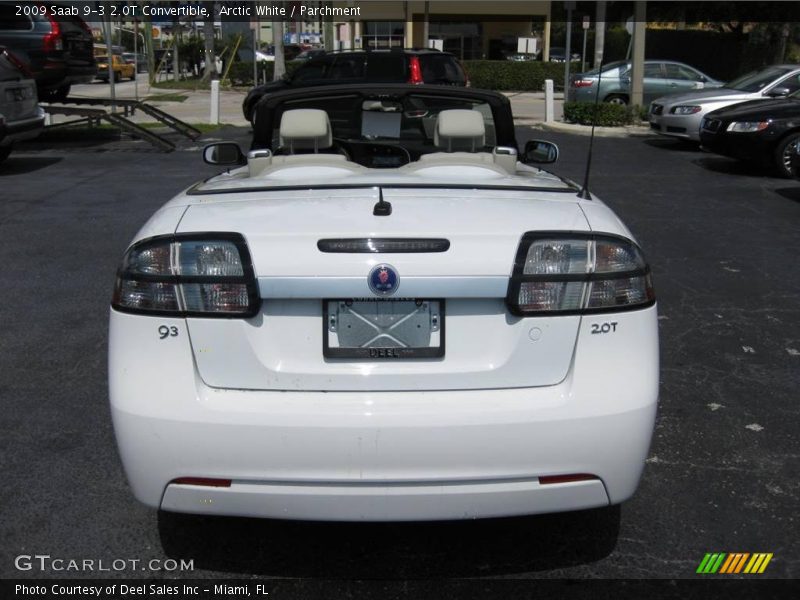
{"left": 522, "top": 140, "right": 559, "bottom": 164}
{"left": 202, "top": 142, "right": 246, "bottom": 166}
{"left": 766, "top": 86, "right": 791, "bottom": 98}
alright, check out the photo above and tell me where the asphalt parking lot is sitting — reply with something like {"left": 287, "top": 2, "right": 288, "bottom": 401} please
{"left": 0, "top": 125, "right": 797, "bottom": 585}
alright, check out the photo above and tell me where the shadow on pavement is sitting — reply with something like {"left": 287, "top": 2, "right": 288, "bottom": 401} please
{"left": 772, "top": 186, "right": 800, "bottom": 203}
{"left": 691, "top": 156, "right": 776, "bottom": 178}
{"left": 158, "top": 506, "right": 621, "bottom": 577}
{"left": 0, "top": 155, "right": 62, "bottom": 175}
{"left": 642, "top": 138, "right": 701, "bottom": 152}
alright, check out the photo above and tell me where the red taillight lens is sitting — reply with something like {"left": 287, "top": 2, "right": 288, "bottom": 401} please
{"left": 2, "top": 49, "right": 33, "bottom": 77}
{"left": 41, "top": 5, "right": 63, "bottom": 52}
{"left": 112, "top": 234, "right": 261, "bottom": 318}
{"left": 408, "top": 56, "right": 423, "bottom": 84}
{"left": 573, "top": 79, "right": 594, "bottom": 88}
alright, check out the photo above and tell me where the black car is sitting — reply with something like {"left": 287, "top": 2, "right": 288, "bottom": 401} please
{"left": 0, "top": 4, "right": 95, "bottom": 101}
{"left": 243, "top": 49, "right": 469, "bottom": 124}
{"left": 699, "top": 94, "right": 800, "bottom": 177}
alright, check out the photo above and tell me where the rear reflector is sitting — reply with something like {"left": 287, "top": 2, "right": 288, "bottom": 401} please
{"left": 172, "top": 477, "right": 232, "bottom": 488}
{"left": 539, "top": 474, "right": 599, "bottom": 485}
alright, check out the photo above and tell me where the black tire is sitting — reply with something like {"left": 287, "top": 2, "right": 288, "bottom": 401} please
{"left": 774, "top": 132, "right": 800, "bottom": 178}
{"left": 0, "top": 145, "right": 12, "bottom": 165}
{"left": 604, "top": 94, "right": 628, "bottom": 106}
{"left": 129, "top": 71, "right": 136, "bottom": 81}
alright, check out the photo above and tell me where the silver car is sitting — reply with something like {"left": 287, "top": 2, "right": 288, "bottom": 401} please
{"left": 567, "top": 60, "right": 722, "bottom": 106}
{"left": 649, "top": 64, "right": 800, "bottom": 142}
{"left": 0, "top": 47, "right": 45, "bottom": 165}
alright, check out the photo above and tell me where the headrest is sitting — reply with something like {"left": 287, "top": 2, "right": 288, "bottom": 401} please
{"left": 434, "top": 109, "right": 486, "bottom": 152}
{"left": 279, "top": 108, "right": 333, "bottom": 153}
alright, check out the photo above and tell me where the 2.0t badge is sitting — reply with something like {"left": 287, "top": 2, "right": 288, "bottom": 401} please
{"left": 368, "top": 264, "right": 399, "bottom": 296}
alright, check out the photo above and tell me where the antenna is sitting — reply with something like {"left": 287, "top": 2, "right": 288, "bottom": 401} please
{"left": 577, "top": 60, "right": 604, "bottom": 200}
{"left": 373, "top": 187, "right": 392, "bottom": 216}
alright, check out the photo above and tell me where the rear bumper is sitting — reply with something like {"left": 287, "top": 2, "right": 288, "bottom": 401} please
{"left": 0, "top": 109, "right": 46, "bottom": 147}
{"left": 109, "top": 305, "right": 659, "bottom": 521}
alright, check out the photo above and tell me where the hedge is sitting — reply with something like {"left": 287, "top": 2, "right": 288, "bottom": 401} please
{"left": 225, "top": 61, "right": 302, "bottom": 86}
{"left": 463, "top": 60, "right": 581, "bottom": 91}
{"left": 563, "top": 101, "right": 645, "bottom": 127}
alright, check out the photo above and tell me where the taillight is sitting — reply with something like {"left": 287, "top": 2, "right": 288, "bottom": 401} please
{"left": 573, "top": 79, "right": 594, "bottom": 88}
{"left": 506, "top": 233, "right": 655, "bottom": 316}
{"left": 41, "top": 6, "right": 63, "bottom": 52}
{"left": 408, "top": 56, "right": 423, "bottom": 84}
{"left": 112, "top": 234, "right": 261, "bottom": 318}
{"left": 2, "top": 49, "right": 33, "bottom": 77}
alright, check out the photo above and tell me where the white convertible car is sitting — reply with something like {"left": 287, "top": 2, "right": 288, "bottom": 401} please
{"left": 109, "top": 85, "right": 658, "bottom": 521}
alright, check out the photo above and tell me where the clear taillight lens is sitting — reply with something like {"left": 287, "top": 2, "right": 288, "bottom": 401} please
{"left": 112, "top": 234, "right": 259, "bottom": 318}
{"left": 508, "top": 233, "right": 655, "bottom": 315}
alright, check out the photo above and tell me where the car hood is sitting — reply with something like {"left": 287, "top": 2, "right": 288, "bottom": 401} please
{"left": 655, "top": 87, "right": 753, "bottom": 106}
{"left": 705, "top": 97, "right": 800, "bottom": 120}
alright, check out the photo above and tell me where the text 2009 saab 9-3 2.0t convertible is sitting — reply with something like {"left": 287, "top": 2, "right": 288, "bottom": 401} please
{"left": 109, "top": 85, "right": 659, "bottom": 522}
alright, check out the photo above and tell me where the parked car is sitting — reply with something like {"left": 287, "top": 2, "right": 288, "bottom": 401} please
{"left": 242, "top": 49, "right": 469, "bottom": 124}
{"left": 110, "top": 83, "right": 659, "bottom": 522}
{"left": 649, "top": 64, "right": 800, "bottom": 142}
{"left": 548, "top": 47, "right": 580, "bottom": 62}
{"left": 568, "top": 60, "right": 722, "bottom": 106}
{"left": 122, "top": 52, "right": 146, "bottom": 73}
{"left": 0, "top": 47, "right": 45, "bottom": 165}
{"left": 505, "top": 52, "right": 539, "bottom": 62}
{"left": 95, "top": 54, "right": 135, "bottom": 82}
{"left": 0, "top": 4, "right": 95, "bottom": 101}
{"left": 293, "top": 48, "right": 326, "bottom": 62}
{"left": 699, "top": 92, "right": 800, "bottom": 177}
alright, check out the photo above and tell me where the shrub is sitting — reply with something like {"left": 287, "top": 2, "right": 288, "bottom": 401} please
{"left": 463, "top": 60, "right": 580, "bottom": 91}
{"left": 563, "top": 102, "right": 644, "bottom": 127}
{"left": 225, "top": 61, "right": 302, "bottom": 87}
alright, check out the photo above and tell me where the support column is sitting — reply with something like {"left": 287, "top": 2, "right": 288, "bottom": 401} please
{"left": 630, "top": 1, "right": 646, "bottom": 107}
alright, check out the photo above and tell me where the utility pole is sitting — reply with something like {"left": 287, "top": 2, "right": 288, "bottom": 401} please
{"left": 630, "top": 1, "right": 646, "bottom": 108}
{"left": 593, "top": 0, "right": 606, "bottom": 68}
{"left": 564, "top": 1, "right": 575, "bottom": 96}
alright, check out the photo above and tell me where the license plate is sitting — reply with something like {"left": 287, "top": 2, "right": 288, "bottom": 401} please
{"left": 5, "top": 88, "right": 27, "bottom": 101}
{"left": 323, "top": 299, "right": 444, "bottom": 359}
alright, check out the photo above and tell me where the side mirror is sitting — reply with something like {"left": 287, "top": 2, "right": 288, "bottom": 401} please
{"left": 522, "top": 140, "right": 559, "bottom": 164}
{"left": 202, "top": 142, "right": 246, "bottom": 166}
{"left": 766, "top": 86, "right": 791, "bottom": 98}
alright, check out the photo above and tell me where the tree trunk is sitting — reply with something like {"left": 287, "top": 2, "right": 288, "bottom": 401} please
{"left": 139, "top": 1, "right": 155, "bottom": 85}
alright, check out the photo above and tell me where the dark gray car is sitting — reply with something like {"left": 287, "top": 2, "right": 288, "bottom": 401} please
{"left": 567, "top": 60, "right": 722, "bottom": 106}
{"left": 0, "top": 47, "right": 45, "bottom": 165}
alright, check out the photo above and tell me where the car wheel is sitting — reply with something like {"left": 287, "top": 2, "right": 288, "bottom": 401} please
{"left": 0, "top": 146, "right": 12, "bottom": 165}
{"left": 605, "top": 94, "right": 628, "bottom": 106}
{"left": 774, "top": 132, "right": 800, "bottom": 178}
{"left": 130, "top": 71, "right": 136, "bottom": 81}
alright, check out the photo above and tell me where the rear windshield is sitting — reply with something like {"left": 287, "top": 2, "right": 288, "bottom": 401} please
{"left": 365, "top": 54, "right": 406, "bottom": 82}
{"left": 581, "top": 60, "right": 627, "bottom": 77}
{"left": 0, "top": 5, "right": 32, "bottom": 30}
{"left": 419, "top": 54, "right": 466, "bottom": 84}
{"left": 725, "top": 67, "right": 794, "bottom": 92}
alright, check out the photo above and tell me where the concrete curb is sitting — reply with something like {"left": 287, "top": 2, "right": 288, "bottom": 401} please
{"left": 532, "top": 120, "right": 657, "bottom": 138}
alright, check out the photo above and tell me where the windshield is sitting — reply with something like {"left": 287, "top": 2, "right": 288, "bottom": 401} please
{"left": 725, "top": 67, "right": 794, "bottom": 92}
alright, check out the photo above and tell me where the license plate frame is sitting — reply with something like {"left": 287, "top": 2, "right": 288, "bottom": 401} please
{"left": 323, "top": 298, "right": 445, "bottom": 359}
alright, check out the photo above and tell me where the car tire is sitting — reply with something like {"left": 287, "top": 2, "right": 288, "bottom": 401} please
{"left": 130, "top": 71, "right": 136, "bottom": 81}
{"left": 604, "top": 94, "right": 628, "bottom": 106}
{"left": 774, "top": 132, "right": 800, "bottom": 178}
{"left": 0, "top": 145, "right": 12, "bottom": 165}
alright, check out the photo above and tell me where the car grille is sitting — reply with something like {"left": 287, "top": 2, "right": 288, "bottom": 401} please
{"left": 651, "top": 103, "right": 663, "bottom": 116}
{"left": 701, "top": 118, "right": 721, "bottom": 133}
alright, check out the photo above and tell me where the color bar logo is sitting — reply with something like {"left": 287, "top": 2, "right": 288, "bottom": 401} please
{"left": 696, "top": 553, "right": 773, "bottom": 574}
